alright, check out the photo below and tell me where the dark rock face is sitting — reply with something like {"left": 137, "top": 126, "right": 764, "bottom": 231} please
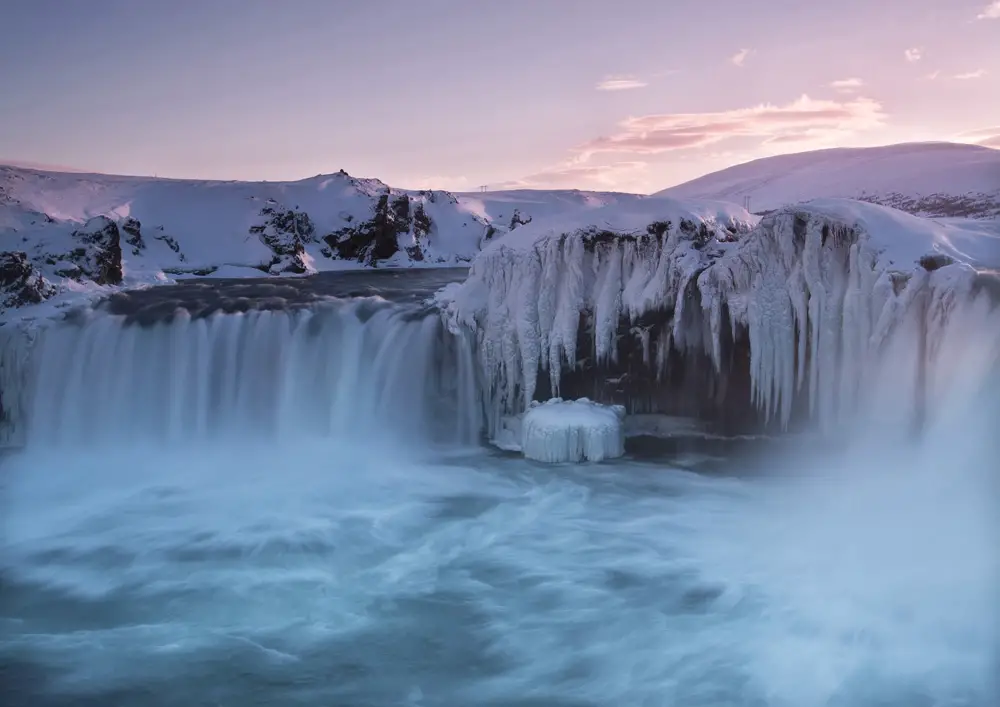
{"left": 508, "top": 209, "right": 531, "bottom": 231}
{"left": 0, "top": 251, "right": 55, "bottom": 310}
{"left": 63, "top": 216, "right": 123, "bottom": 285}
{"left": 530, "top": 303, "right": 782, "bottom": 436}
{"left": 249, "top": 203, "right": 316, "bottom": 274}
{"left": 323, "top": 192, "right": 434, "bottom": 266}
{"left": 121, "top": 217, "right": 145, "bottom": 255}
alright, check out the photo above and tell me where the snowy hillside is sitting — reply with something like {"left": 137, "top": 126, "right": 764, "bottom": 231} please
{"left": 439, "top": 195, "right": 1000, "bottom": 436}
{"left": 455, "top": 189, "right": 647, "bottom": 236}
{"left": 657, "top": 142, "right": 1000, "bottom": 219}
{"left": 0, "top": 165, "right": 644, "bottom": 315}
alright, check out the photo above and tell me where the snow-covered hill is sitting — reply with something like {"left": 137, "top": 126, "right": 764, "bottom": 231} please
{"left": 657, "top": 142, "right": 1000, "bottom": 219}
{"left": 0, "top": 165, "right": 644, "bottom": 315}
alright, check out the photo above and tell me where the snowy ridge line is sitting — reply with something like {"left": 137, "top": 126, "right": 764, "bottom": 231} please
{"left": 438, "top": 196, "right": 1000, "bottom": 436}
{"left": 0, "top": 164, "right": 648, "bottom": 319}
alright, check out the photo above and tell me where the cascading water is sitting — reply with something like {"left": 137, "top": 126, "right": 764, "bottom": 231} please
{"left": 10, "top": 297, "right": 482, "bottom": 450}
{"left": 1, "top": 269, "right": 998, "bottom": 707}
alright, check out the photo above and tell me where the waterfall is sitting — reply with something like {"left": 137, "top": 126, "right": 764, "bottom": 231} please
{"left": 4, "top": 297, "right": 483, "bottom": 450}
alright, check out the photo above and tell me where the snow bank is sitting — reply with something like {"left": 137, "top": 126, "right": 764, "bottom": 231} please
{"left": 439, "top": 196, "right": 1000, "bottom": 436}
{"left": 520, "top": 398, "right": 626, "bottom": 463}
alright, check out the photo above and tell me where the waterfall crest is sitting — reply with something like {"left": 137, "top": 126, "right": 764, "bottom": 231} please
{"left": 8, "top": 297, "right": 482, "bottom": 449}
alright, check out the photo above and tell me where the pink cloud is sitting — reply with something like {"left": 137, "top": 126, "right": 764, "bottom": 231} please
{"left": 954, "top": 126, "right": 1000, "bottom": 149}
{"left": 500, "top": 161, "right": 649, "bottom": 189}
{"left": 830, "top": 78, "right": 864, "bottom": 93}
{"left": 730, "top": 48, "right": 753, "bottom": 67}
{"left": 575, "top": 95, "right": 886, "bottom": 159}
{"left": 977, "top": 1, "right": 1000, "bottom": 19}
{"left": 596, "top": 76, "right": 648, "bottom": 91}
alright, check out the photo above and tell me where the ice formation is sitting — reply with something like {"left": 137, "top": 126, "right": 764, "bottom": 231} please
{"left": 438, "top": 196, "right": 1000, "bottom": 436}
{"left": 518, "top": 398, "right": 626, "bottom": 463}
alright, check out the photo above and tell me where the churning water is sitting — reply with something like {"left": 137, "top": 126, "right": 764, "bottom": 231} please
{"left": 1, "top": 271, "right": 997, "bottom": 706}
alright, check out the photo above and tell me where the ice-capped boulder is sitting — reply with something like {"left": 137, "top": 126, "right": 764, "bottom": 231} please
{"left": 520, "top": 398, "right": 626, "bottom": 463}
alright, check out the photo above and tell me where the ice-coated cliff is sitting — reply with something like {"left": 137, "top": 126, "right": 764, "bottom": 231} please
{"left": 438, "top": 196, "right": 1000, "bottom": 436}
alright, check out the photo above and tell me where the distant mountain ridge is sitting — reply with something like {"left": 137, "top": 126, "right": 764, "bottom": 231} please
{"left": 657, "top": 142, "right": 1000, "bottom": 219}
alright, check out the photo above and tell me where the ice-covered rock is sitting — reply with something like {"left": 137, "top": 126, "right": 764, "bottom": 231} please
{"left": 520, "top": 398, "right": 625, "bottom": 463}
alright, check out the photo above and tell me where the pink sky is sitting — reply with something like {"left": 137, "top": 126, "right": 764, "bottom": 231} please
{"left": 2, "top": 0, "right": 998, "bottom": 193}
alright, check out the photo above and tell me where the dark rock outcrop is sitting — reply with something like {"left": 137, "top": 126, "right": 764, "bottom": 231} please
{"left": 121, "top": 217, "right": 145, "bottom": 255}
{"left": 508, "top": 209, "right": 531, "bottom": 231}
{"left": 59, "top": 216, "right": 123, "bottom": 285}
{"left": 249, "top": 203, "right": 316, "bottom": 274}
{"left": 0, "top": 251, "right": 56, "bottom": 310}
{"left": 323, "top": 192, "right": 434, "bottom": 266}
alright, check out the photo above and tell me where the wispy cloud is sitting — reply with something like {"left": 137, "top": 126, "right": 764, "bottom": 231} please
{"left": 574, "top": 95, "right": 886, "bottom": 160}
{"left": 925, "top": 70, "right": 941, "bottom": 80}
{"left": 501, "top": 161, "right": 649, "bottom": 189}
{"left": 905, "top": 47, "right": 923, "bottom": 62}
{"left": 830, "top": 77, "right": 864, "bottom": 93}
{"left": 730, "top": 48, "right": 753, "bottom": 67}
{"left": 954, "top": 69, "right": 987, "bottom": 80}
{"left": 955, "top": 126, "right": 1000, "bottom": 148}
{"left": 977, "top": 1, "right": 1000, "bottom": 19}
{"left": 596, "top": 76, "right": 648, "bottom": 91}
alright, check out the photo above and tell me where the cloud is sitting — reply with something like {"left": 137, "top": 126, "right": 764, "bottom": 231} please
{"left": 596, "top": 76, "right": 648, "bottom": 91}
{"left": 500, "top": 161, "right": 649, "bottom": 189}
{"left": 574, "top": 94, "right": 886, "bottom": 160}
{"left": 954, "top": 126, "right": 1000, "bottom": 149}
{"left": 730, "top": 48, "right": 753, "bottom": 67}
{"left": 830, "top": 77, "right": 864, "bottom": 92}
{"left": 954, "top": 69, "right": 987, "bottom": 80}
{"left": 977, "top": 1, "right": 1000, "bottom": 19}
{"left": 925, "top": 70, "right": 941, "bottom": 80}
{"left": 905, "top": 47, "right": 922, "bottom": 62}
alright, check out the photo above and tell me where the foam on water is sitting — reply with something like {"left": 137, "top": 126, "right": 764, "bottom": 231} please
{"left": 2, "top": 282, "right": 998, "bottom": 706}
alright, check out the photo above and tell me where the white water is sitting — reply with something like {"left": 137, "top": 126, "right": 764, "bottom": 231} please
{"left": 2, "top": 290, "right": 998, "bottom": 706}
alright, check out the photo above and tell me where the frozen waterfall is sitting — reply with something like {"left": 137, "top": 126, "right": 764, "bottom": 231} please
{"left": 1, "top": 297, "right": 483, "bottom": 449}
{"left": 438, "top": 197, "right": 1000, "bottom": 439}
